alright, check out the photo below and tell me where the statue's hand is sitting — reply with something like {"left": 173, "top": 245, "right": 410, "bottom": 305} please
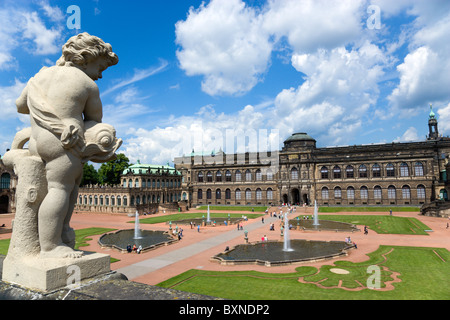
{"left": 60, "top": 124, "right": 85, "bottom": 153}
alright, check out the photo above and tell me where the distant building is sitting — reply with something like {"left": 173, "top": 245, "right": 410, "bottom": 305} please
{"left": 175, "top": 107, "right": 450, "bottom": 208}
{"left": 75, "top": 160, "right": 183, "bottom": 215}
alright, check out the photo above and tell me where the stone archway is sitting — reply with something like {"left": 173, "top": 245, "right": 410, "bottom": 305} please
{"left": 282, "top": 194, "right": 288, "bottom": 204}
{"left": 302, "top": 193, "right": 309, "bottom": 205}
{"left": 0, "top": 195, "right": 9, "bottom": 213}
{"left": 291, "top": 188, "right": 300, "bottom": 205}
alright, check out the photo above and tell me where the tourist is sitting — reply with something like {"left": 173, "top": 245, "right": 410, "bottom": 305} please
{"left": 353, "top": 241, "right": 357, "bottom": 249}
{"left": 137, "top": 245, "right": 142, "bottom": 254}
{"left": 264, "top": 235, "right": 268, "bottom": 241}
{"left": 262, "top": 217, "right": 264, "bottom": 224}
{"left": 126, "top": 244, "right": 132, "bottom": 253}
{"left": 133, "top": 244, "right": 137, "bottom": 252}
{"left": 197, "top": 224, "right": 200, "bottom": 232}
{"left": 364, "top": 226, "right": 368, "bottom": 235}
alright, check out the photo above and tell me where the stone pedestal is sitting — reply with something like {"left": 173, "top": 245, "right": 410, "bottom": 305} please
{"left": 2, "top": 252, "right": 110, "bottom": 292}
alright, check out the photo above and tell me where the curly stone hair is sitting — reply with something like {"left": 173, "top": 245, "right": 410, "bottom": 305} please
{"left": 56, "top": 32, "right": 118, "bottom": 67}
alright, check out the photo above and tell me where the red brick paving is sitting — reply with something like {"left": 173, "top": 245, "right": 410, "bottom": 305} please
{"left": 0, "top": 207, "right": 448, "bottom": 286}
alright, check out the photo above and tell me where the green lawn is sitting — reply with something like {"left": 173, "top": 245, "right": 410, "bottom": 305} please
{"left": 138, "top": 212, "right": 263, "bottom": 224}
{"left": 157, "top": 245, "right": 450, "bottom": 300}
{"left": 319, "top": 215, "right": 430, "bottom": 235}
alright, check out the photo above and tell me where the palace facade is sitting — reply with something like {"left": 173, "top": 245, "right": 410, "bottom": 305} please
{"left": 174, "top": 109, "right": 450, "bottom": 208}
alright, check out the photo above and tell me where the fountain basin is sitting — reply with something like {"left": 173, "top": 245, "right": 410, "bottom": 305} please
{"left": 290, "top": 219, "right": 359, "bottom": 232}
{"left": 166, "top": 218, "right": 243, "bottom": 226}
{"left": 99, "top": 229, "right": 177, "bottom": 253}
{"left": 212, "top": 239, "right": 354, "bottom": 267}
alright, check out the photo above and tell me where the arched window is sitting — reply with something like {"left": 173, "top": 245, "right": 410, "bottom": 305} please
{"left": 105, "top": 196, "right": 109, "bottom": 206}
{"left": 414, "top": 162, "right": 424, "bottom": 176}
{"left": 123, "top": 179, "right": 127, "bottom": 188}
{"left": 346, "top": 165, "right": 354, "bottom": 178}
{"left": 100, "top": 195, "right": 103, "bottom": 206}
{"left": 321, "top": 166, "right": 329, "bottom": 179}
{"left": 225, "top": 170, "right": 232, "bottom": 182}
{"left": 372, "top": 164, "right": 381, "bottom": 177}
{"left": 267, "top": 188, "right": 273, "bottom": 200}
{"left": 135, "top": 179, "right": 139, "bottom": 188}
{"left": 334, "top": 187, "right": 342, "bottom": 198}
{"left": 225, "top": 189, "right": 231, "bottom": 199}
{"left": 333, "top": 166, "right": 341, "bottom": 179}
{"left": 347, "top": 187, "right": 355, "bottom": 199}
{"left": 256, "top": 188, "right": 262, "bottom": 200}
{"left": 417, "top": 185, "right": 426, "bottom": 199}
{"left": 359, "top": 165, "right": 367, "bottom": 178}
{"left": 128, "top": 179, "right": 132, "bottom": 188}
{"left": 94, "top": 195, "right": 98, "bottom": 205}
{"left": 256, "top": 169, "right": 262, "bottom": 181}
{"left": 117, "top": 196, "right": 122, "bottom": 206}
{"left": 245, "top": 170, "right": 252, "bottom": 181}
{"left": 374, "top": 186, "right": 382, "bottom": 200}
{"left": 388, "top": 186, "right": 396, "bottom": 199}
{"left": 79, "top": 195, "right": 82, "bottom": 205}
{"left": 157, "top": 180, "right": 160, "bottom": 188}
{"left": 198, "top": 171, "right": 204, "bottom": 182}
{"left": 402, "top": 185, "right": 411, "bottom": 199}
{"left": 111, "top": 196, "right": 115, "bottom": 206}
{"left": 400, "top": 163, "right": 409, "bottom": 177}
{"left": 235, "top": 189, "right": 241, "bottom": 200}
{"left": 245, "top": 188, "right": 251, "bottom": 200}
{"left": 206, "top": 189, "right": 212, "bottom": 199}
{"left": 89, "top": 195, "right": 93, "bottom": 205}
{"left": 216, "top": 189, "right": 221, "bottom": 199}
{"left": 235, "top": 170, "right": 242, "bottom": 182}
{"left": 322, "top": 187, "right": 329, "bottom": 200}
{"left": 386, "top": 163, "right": 395, "bottom": 177}
{"left": 360, "top": 186, "right": 368, "bottom": 200}
{"left": 291, "top": 167, "right": 298, "bottom": 180}
{"left": 136, "top": 196, "right": 140, "bottom": 205}
{"left": 216, "top": 171, "right": 222, "bottom": 182}
{"left": 123, "top": 196, "right": 128, "bottom": 206}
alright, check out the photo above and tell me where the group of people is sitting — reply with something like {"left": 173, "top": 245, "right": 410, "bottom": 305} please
{"left": 126, "top": 244, "right": 142, "bottom": 254}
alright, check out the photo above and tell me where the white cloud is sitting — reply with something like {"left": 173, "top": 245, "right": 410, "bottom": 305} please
{"left": 0, "top": 79, "right": 27, "bottom": 119}
{"left": 175, "top": 0, "right": 273, "bottom": 96}
{"left": 437, "top": 103, "right": 450, "bottom": 135}
{"left": 21, "top": 11, "right": 62, "bottom": 55}
{"left": 394, "top": 127, "right": 420, "bottom": 142}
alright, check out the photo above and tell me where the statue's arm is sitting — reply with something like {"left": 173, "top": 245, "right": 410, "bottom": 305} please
{"left": 16, "top": 85, "right": 29, "bottom": 114}
{"left": 83, "top": 84, "right": 103, "bottom": 123}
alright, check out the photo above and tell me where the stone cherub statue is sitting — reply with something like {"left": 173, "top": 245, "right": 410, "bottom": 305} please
{"left": 2, "top": 33, "right": 122, "bottom": 260}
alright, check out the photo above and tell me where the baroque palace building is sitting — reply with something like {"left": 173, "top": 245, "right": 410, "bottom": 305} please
{"left": 174, "top": 108, "right": 450, "bottom": 208}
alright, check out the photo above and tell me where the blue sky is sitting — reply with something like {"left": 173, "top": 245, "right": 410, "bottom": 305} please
{"left": 1, "top": 0, "right": 450, "bottom": 166}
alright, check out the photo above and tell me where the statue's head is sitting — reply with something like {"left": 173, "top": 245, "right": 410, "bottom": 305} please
{"left": 56, "top": 32, "right": 118, "bottom": 74}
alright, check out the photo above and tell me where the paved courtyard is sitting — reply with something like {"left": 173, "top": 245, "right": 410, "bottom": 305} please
{"left": 0, "top": 206, "right": 448, "bottom": 287}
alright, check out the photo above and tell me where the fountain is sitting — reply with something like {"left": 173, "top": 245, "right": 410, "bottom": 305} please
{"left": 207, "top": 205, "right": 211, "bottom": 223}
{"left": 313, "top": 200, "right": 320, "bottom": 226}
{"left": 283, "top": 212, "right": 294, "bottom": 252}
{"left": 134, "top": 211, "right": 142, "bottom": 239}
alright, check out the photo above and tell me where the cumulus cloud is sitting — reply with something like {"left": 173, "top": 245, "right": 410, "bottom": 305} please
{"left": 175, "top": 0, "right": 273, "bottom": 96}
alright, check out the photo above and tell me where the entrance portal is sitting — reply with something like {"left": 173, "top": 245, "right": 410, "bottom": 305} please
{"left": 302, "top": 194, "right": 309, "bottom": 205}
{"left": 291, "top": 188, "right": 300, "bottom": 205}
{"left": 0, "top": 195, "right": 9, "bottom": 213}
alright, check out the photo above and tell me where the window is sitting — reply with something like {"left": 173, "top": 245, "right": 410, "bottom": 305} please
{"left": 123, "top": 196, "right": 128, "bottom": 206}
{"left": 207, "top": 171, "right": 213, "bottom": 182}
{"left": 256, "top": 169, "right": 262, "bottom": 181}
{"left": 111, "top": 196, "right": 115, "bottom": 206}
{"left": 402, "top": 185, "right": 411, "bottom": 199}
{"left": 245, "top": 188, "right": 251, "bottom": 200}
{"left": 235, "top": 189, "right": 241, "bottom": 200}
{"left": 128, "top": 179, "right": 132, "bottom": 188}
{"left": 415, "top": 162, "right": 424, "bottom": 176}
{"left": 321, "top": 166, "right": 329, "bottom": 179}
{"left": 235, "top": 170, "right": 242, "bottom": 182}
{"left": 417, "top": 185, "right": 426, "bottom": 199}
{"left": 322, "top": 187, "right": 329, "bottom": 200}
{"left": 225, "top": 170, "right": 232, "bottom": 182}
{"left": 291, "top": 167, "right": 299, "bottom": 180}
{"left": 360, "top": 186, "right": 368, "bottom": 200}
{"left": 198, "top": 172, "right": 204, "bottom": 182}
{"left": 333, "top": 166, "right": 341, "bottom": 179}
{"left": 216, "top": 171, "right": 222, "bottom": 182}
{"left": 359, "top": 165, "right": 367, "bottom": 178}
{"left": 0, "top": 173, "right": 10, "bottom": 189}
{"left": 386, "top": 163, "right": 395, "bottom": 177}
{"left": 388, "top": 186, "right": 396, "bottom": 199}
{"left": 374, "top": 186, "right": 382, "bottom": 199}
{"left": 135, "top": 179, "right": 139, "bottom": 188}
{"left": 225, "top": 189, "right": 231, "bottom": 199}
{"left": 347, "top": 187, "right": 355, "bottom": 199}
{"left": 267, "top": 188, "right": 273, "bottom": 200}
{"left": 400, "top": 163, "right": 409, "bottom": 177}
{"left": 267, "top": 169, "right": 273, "bottom": 181}
{"left": 94, "top": 195, "right": 98, "bottom": 205}
{"left": 372, "top": 164, "right": 381, "bottom": 177}
{"left": 245, "top": 170, "right": 252, "bottom": 181}
{"left": 216, "top": 189, "right": 221, "bottom": 199}
{"left": 256, "top": 188, "right": 262, "bottom": 200}
{"left": 117, "top": 196, "right": 122, "bottom": 206}
{"left": 334, "top": 187, "right": 342, "bottom": 198}
{"left": 206, "top": 189, "right": 212, "bottom": 199}
{"left": 346, "top": 166, "right": 354, "bottom": 178}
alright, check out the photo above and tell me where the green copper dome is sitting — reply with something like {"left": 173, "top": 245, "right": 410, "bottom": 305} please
{"left": 429, "top": 104, "right": 436, "bottom": 119}
{"left": 284, "top": 132, "right": 316, "bottom": 143}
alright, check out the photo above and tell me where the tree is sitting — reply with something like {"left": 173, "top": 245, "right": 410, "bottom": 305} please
{"left": 80, "top": 163, "right": 99, "bottom": 186}
{"left": 98, "top": 153, "right": 130, "bottom": 186}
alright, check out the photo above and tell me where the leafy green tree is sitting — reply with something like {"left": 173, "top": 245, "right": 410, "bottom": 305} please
{"left": 98, "top": 153, "right": 131, "bottom": 185}
{"left": 80, "top": 163, "right": 99, "bottom": 186}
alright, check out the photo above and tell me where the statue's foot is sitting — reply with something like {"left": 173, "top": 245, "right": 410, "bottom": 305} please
{"left": 40, "top": 245, "right": 84, "bottom": 259}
